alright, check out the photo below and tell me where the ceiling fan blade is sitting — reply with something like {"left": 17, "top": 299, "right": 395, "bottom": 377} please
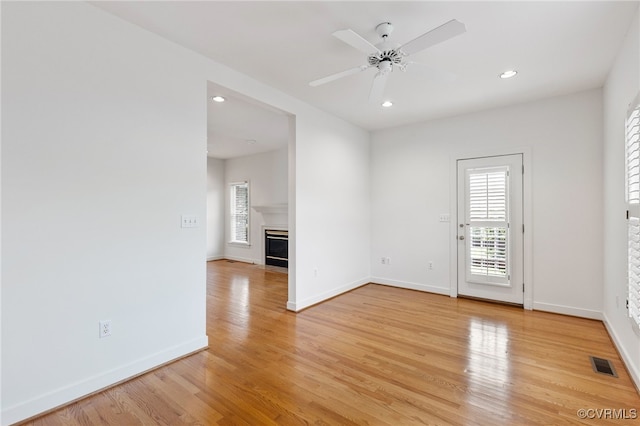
{"left": 369, "top": 71, "right": 389, "bottom": 103}
{"left": 309, "top": 65, "right": 370, "bottom": 87}
{"left": 399, "top": 19, "right": 466, "bottom": 56}
{"left": 333, "top": 29, "right": 380, "bottom": 54}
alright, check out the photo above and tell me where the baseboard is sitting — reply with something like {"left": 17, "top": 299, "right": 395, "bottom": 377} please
{"left": 2, "top": 335, "right": 209, "bottom": 426}
{"left": 370, "top": 277, "right": 450, "bottom": 296}
{"left": 223, "top": 255, "right": 260, "bottom": 265}
{"left": 206, "top": 255, "right": 224, "bottom": 262}
{"left": 287, "top": 277, "right": 369, "bottom": 312}
{"left": 532, "top": 301, "right": 603, "bottom": 320}
{"left": 603, "top": 312, "right": 640, "bottom": 393}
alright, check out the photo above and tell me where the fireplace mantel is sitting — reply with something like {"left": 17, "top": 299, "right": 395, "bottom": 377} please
{"left": 253, "top": 204, "right": 288, "bottom": 227}
{"left": 252, "top": 204, "right": 288, "bottom": 215}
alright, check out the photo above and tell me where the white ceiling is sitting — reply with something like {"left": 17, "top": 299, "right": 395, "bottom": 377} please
{"left": 206, "top": 82, "right": 290, "bottom": 159}
{"left": 92, "top": 1, "right": 638, "bottom": 157}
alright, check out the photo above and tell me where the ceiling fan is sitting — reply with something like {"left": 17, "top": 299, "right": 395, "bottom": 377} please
{"left": 309, "top": 19, "right": 466, "bottom": 103}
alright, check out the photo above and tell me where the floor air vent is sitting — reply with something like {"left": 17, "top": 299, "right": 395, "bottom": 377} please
{"left": 589, "top": 356, "right": 618, "bottom": 377}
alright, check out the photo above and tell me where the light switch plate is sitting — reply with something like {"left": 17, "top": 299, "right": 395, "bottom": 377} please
{"left": 181, "top": 215, "right": 199, "bottom": 228}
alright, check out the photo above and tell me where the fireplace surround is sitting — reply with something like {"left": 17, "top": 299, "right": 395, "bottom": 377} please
{"left": 265, "top": 229, "right": 288, "bottom": 268}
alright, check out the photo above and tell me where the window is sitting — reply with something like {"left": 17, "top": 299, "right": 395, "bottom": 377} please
{"left": 467, "top": 167, "right": 509, "bottom": 282}
{"left": 230, "top": 182, "right": 249, "bottom": 244}
{"left": 626, "top": 93, "right": 640, "bottom": 328}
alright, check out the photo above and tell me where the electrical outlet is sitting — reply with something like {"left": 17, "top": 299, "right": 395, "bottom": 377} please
{"left": 313, "top": 268, "right": 318, "bottom": 277}
{"left": 99, "top": 320, "right": 112, "bottom": 338}
{"left": 428, "top": 261, "right": 433, "bottom": 270}
{"left": 386, "top": 257, "right": 391, "bottom": 265}
{"left": 381, "top": 257, "right": 386, "bottom": 265}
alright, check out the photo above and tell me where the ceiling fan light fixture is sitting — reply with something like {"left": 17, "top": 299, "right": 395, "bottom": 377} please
{"left": 210, "top": 95, "right": 226, "bottom": 102}
{"left": 381, "top": 100, "right": 393, "bottom": 108}
{"left": 499, "top": 70, "right": 518, "bottom": 79}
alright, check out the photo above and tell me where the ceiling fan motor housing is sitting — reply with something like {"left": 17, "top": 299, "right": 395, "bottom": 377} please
{"left": 368, "top": 49, "right": 405, "bottom": 69}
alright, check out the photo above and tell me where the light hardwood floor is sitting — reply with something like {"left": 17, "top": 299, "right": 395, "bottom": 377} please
{"left": 24, "top": 260, "right": 640, "bottom": 425}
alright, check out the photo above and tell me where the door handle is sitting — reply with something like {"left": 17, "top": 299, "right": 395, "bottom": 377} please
{"left": 459, "top": 235, "right": 465, "bottom": 240}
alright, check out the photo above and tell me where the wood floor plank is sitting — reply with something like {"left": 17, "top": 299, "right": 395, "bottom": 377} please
{"left": 19, "top": 260, "right": 640, "bottom": 425}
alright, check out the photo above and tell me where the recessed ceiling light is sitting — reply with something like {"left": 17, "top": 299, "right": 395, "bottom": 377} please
{"left": 210, "top": 95, "right": 226, "bottom": 102}
{"left": 381, "top": 100, "right": 393, "bottom": 107}
{"left": 499, "top": 70, "right": 518, "bottom": 79}
{"left": 246, "top": 139, "right": 257, "bottom": 144}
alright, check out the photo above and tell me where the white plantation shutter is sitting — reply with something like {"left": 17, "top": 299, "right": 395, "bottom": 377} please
{"left": 230, "top": 182, "right": 249, "bottom": 244}
{"left": 467, "top": 167, "right": 509, "bottom": 283}
{"left": 627, "top": 94, "right": 640, "bottom": 328}
{"left": 469, "top": 171, "right": 507, "bottom": 221}
{"left": 469, "top": 227, "right": 508, "bottom": 278}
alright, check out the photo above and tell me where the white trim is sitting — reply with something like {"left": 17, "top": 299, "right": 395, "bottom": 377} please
{"left": 370, "top": 278, "right": 450, "bottom": 296}
{"left": 449, "top": 146, "right": 533, "bottom": 310}
{"left": 603, "top": 313, "right": 640, "bottom": 393}
{"left": 532, "top": 302, "right": 602, "bottom": 320}
{"left": 626, "top": 95, "right": 640, "bottom": 328}
{"left": 286, "top": 277, "right": 369, "bottom": 312}
{"left": 253, "top": 204, "right": 288, "bottom": 215}
{"left": 261, "top": 225, "right": 288, "bottom": 231}
{"left": 227, "top": 241, "right": 251, "bottom": 248}
{"left": 1, "top": 336, "right": 208, "bottom": 426}
{"left": 522, "top": 151, "right": 533, "bottom": 310}
{"left": 286, "top": 301, "right": 297, "bottom": 311}
{"left": 449, "top": 159, "right": 458, "bottom": 298}
{"left": 206, "top": 255, "right": 224, "bottom": 262}
{"left": 224, "top": 255, "right": 260, "bottom": 265}
{"left": 286, "top": 114, "right": 297, "bottom": 312}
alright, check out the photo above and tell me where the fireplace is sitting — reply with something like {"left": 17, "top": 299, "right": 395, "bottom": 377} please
{"left": 265, "top": 229, "right": 288, "bottom": 268}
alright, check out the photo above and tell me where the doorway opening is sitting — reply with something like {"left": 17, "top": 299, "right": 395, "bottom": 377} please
{"left": 205, "top": 81, "right": 295, "bottom": 308}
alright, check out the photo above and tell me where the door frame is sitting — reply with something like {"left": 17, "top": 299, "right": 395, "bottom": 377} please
{"left": 448, "top": 147, "right": 533, "bottom": 310}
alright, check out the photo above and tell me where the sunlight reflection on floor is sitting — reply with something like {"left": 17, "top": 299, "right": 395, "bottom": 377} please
{"left": 466, "top": 317, "right": 511, "bottom": 415}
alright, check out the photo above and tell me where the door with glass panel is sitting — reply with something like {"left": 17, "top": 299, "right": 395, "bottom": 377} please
{"left": 457, "top": 155, "right": 524, "bottom": 304}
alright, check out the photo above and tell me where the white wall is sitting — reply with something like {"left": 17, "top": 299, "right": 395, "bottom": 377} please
{"left": 207, "top": 157, "right": 225, "bottom": 260}
{"left": 1, "top": 2, "right": 372, "bottom": 423}
{"left": 603, "top": 7, "right": 640, "bottom": 388}
{"left": 292, "top": 114, "right": 371, "bottom": 309}
{"left": 224, "top": 148, "right": 288, "bottom": 264}
{"left": 371, "top": 89, "right": 604, "bottom": 319}
{"left": 1, "top": 2, "right": 209, "bottom": 424}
